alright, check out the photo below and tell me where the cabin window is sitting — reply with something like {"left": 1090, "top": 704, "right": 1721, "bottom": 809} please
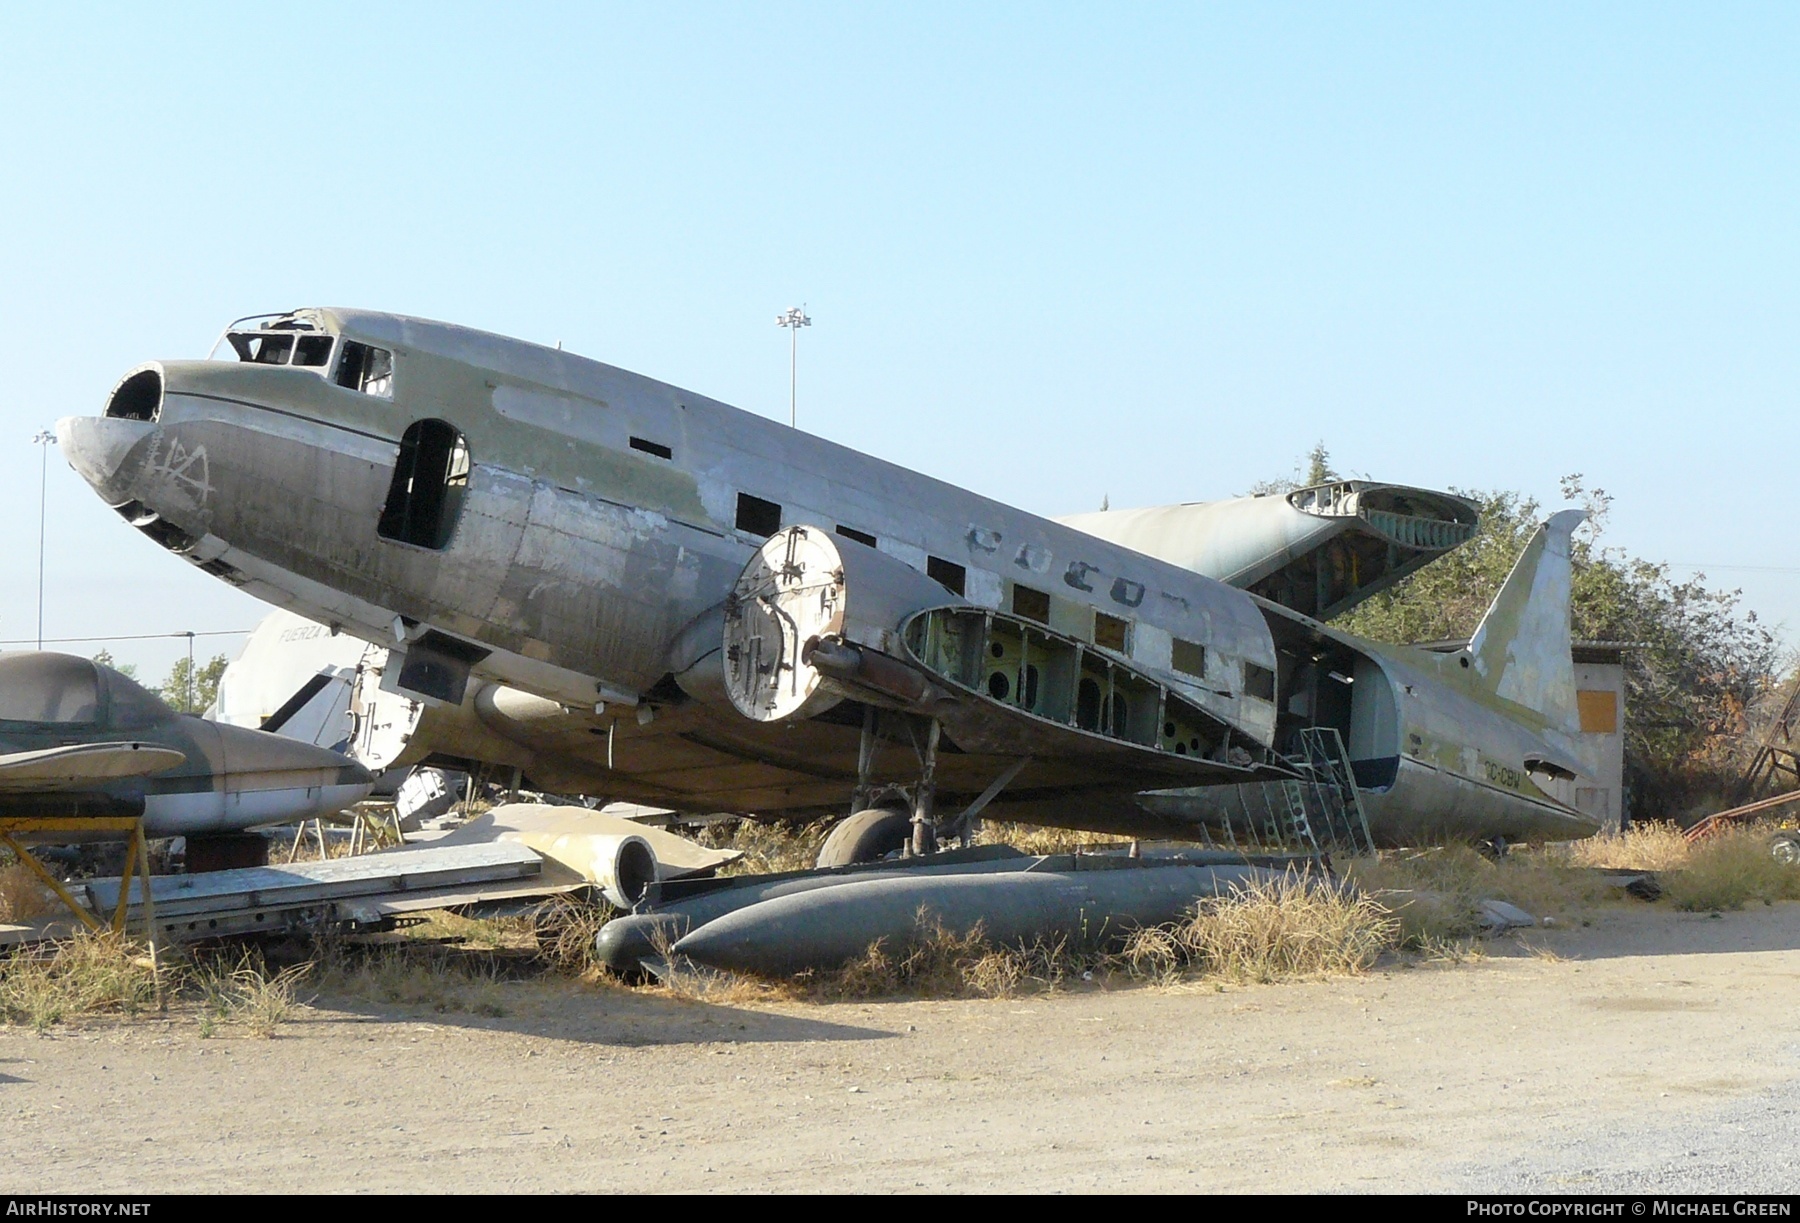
{"left": 1012, "top": 584, "right": 1050, "bottom": 623}
{"left": 1095, "top": 612, "right": 1130, "bottom": 653}
{"left": 378, "top": 419, "right": 470, "bottom": 550}
{"left": 294, "top": 335, "right": 334, "bottom": 367}
{"left": 1172, "top": 638, "right": 1206, "bottom": 678}
{"left": 230, "top": 333, "right": 294, "bottom": 365}
{"left": 336, "top": 341, "right": 394, "bottom": 397}
{"left": 629, "top": 437, "right": 673, "bottom": 460}
{"left": 735, "top": 494, "right": 782, "bottom": 537}
{"left": 928, "top": 557, "right": 966, "bottom": 596}
{"left": 1244, "top": 662, "right": 1276, "bottom": 701}
{"left": 836, "top": 525, "right": 877, "bottom": 548}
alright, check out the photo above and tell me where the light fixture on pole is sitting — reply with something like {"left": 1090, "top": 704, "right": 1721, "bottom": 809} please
{"left": 776, "top": 306, "right": 811, "bottom": 428}
{"left": 31, "top": 430, "right": 54, "bottom": 651}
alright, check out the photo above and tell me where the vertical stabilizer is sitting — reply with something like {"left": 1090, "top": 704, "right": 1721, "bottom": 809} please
{"left": 1467, "top": 509, "right": 1586, "bottom": 734}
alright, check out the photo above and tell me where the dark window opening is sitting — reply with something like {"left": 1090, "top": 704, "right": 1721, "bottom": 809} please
{"left": 1109, "top": 693, "right": 1129, "bottom": 737}
{"left": 1245, "top": 662, "right": 1276, "bottom": 701}
{"left": 105, "top": 369, "right": 163, "bottom": 421}
{"left": 735, "top": 493, "right": 782, "bottom": 537}
{"left": 294, "top": 335, "right": 334, "bottom": 367}
{"left": 1022, "top": 664, "right": 1040, "bottom": 709}
{"left": 335, "top": 341, "right": 394, "bottom": 396}
{"left": 1076, "top": 677, "right": 1100, "bottom": 731}
{"left": 1012, "top": 585, "right": 1050, "bottom": 623}
{"left": 836, "top": 525, "right": 877, "bottom": 548}
{"left": 229, "top": 332, "right": 294, "bottom": 365}
{"left": 1172, "top": 638, "right": 1206, "bottom": 678}
{"left": 378, "top": 419, "right": 471, "bottom": 550}
{"left": 1095, "top": 612, "right": 1129, "bottom": 653}
{"left": 927, "top": 556, "right": 966, "bottom": 596}
{"left": 629, "top": 437, "right": 673, "bottom": 460}
{"left": 987, "top": 672, "right": 1010, "bottom": 701}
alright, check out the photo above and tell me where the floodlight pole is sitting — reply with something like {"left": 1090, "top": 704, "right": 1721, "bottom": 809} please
{"left": 32, "top": 431, "right": 54, "bottom": 650}
{"left": 776, "top": 306, "right": 811, "bottom": 428}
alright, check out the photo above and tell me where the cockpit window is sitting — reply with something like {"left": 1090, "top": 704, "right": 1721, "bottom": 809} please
{"left": 336, "top": 341, "right": 394, "bottom": 397}
{"left": 103, "top": 669, "right": 176, "bottom": 731}
{"left": 0, "top": 654, "right": 102, "bottom": 726}
{"left": 294, "top": 334, "right": 334, "bottom": 367}
{"left": 228, "top": 332, "right": 294, "bottom": 365}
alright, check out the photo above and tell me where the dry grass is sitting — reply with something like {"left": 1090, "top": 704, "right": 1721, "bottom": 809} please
{"left": 311, "top": 940, "right": 514, "bottom": 1017}
{"left": 1119, "top": 877, "right": 1397, "bottom": 984}
{"left": 524, "top": 897, "right": 613, "bottom": 976}
{"left": 0, "top": 861, "right": 58, "bottom": 923}
{"left": 977, "top": 822, "right": 1136, "bottom": 855}
{"left": 820, "top": 915, "right": 1083, "bottom": 1000}
{"left": 190, "top": 948, "right": 306, "bottom": 1038}
{"left": 697, "top": 819, "right": 830, "bottom": 876}
{"left": 0, "top": 932, "right": 160, "bottom": 1032}
{"left": 1561, "top": 822, "right": 1695, "bottom": 872}
{"left": 1347, "top": 844, "right": 1618, "bottom": 944}
{"left": 1661, "top": 827, "right": 1800, "bottom": 912}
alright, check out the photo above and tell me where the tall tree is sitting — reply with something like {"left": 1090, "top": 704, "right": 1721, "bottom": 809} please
{"left": 160, "top": 654, "right": 229, "bottom": 715}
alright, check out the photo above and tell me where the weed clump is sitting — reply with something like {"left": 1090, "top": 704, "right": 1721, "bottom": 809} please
{"left": 1120, "top": 877, "right": 1397, "bottom": 983}
{"left": 0, "top": 932, "right": 160, "bottom": 1032}
{"left": 820, "top": 915, "right": 1082, "bottom": 1000}
{"left": 0, "top": 862, "right": 57, "bottom": 924}
{"left": 1561, "top": 822, "right": 1694, "bottom": 873}
{"left": 190, "top": 948, "right": 306, "bottom": 1037}
{"left": 699, "top": 819, "right": 829, "bottom": 876}
{"left": 1661, "top": 827, "right": 1800, "bottom": 911}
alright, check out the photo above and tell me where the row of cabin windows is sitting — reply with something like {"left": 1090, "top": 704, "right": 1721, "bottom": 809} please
{"left": 1010, "top": 582, "right": 1233, "bottom": 689}
{"left": 737, "top": 493, "right": 1253, "bottom": 696}
{"left": 732, "top": 494, "right": 971, "bottom": 596}
{"left": 224, "top": 330, "right": 394, "bottom": 398}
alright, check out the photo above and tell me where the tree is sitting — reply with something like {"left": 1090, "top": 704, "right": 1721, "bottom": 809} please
{"left": 160, "top": 654, "right": 229, "bottom": 714}
{"left": 89, "top": 649, "right": 137, "bottom": 680}
{"left": 1243, "top": 440, "right": 1339, "bottom": 496}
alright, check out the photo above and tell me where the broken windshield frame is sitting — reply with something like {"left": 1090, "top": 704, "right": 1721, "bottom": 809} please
{"left": 206, "top": 314, "right": 337, "bottom": 373}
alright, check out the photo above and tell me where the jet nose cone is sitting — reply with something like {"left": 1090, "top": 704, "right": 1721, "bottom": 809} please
{"left": 56, "top": 414, "right": 155, "bottom": 506}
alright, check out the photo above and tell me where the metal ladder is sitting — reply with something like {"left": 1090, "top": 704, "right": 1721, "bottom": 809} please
{"left": 1197, "top": 728, "right": 1374, "bottom": 857}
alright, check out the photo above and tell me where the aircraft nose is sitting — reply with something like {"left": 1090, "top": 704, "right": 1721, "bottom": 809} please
{"left": 56, "top": 414, "right": 155, "bottom": 506}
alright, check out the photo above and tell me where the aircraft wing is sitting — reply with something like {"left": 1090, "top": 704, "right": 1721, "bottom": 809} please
{"left": 722, "top": 526, "right": 1292, "bottom": 790}
{"left": 0, "top": 743, "right": 187, "bottom": 792}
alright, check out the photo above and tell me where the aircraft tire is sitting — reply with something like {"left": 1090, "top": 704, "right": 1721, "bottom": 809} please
{"left": 817, "top": 807, "right": 912, "bottom": 868}
{"left": 1771, "top": 832, "right": 1800, "bottom": 867}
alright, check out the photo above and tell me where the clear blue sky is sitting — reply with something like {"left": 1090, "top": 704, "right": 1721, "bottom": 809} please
{"left": 2, "top": 4, "right": 1795, "bottom": 682}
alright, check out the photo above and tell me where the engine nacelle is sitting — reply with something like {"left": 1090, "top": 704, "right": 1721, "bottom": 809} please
{"left": 722, "top": 526, "right": 957, "bottom": 722}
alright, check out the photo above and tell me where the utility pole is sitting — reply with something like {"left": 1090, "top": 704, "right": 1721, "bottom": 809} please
{"left": 32, "top": 430, "right": 54, "bottom": 650}
{"left": 776, "top": 306, "right": 811, "bottom": 428}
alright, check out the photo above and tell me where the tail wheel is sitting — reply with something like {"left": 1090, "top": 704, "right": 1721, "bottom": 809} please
{"left": 816, "top": 807, "right": 911, "bottom": 868}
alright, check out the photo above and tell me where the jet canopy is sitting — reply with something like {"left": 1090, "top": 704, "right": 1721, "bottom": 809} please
{"left": 0, "top": 654, "right": 175, "bottom": 732}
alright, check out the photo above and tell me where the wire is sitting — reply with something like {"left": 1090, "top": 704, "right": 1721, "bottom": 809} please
{"left": 0, "top": 630, "right": 252, "bottom": 646}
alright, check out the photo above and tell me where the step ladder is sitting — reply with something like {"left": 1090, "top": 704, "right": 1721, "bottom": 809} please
{"left": 1194, "top": 727, "right": 1374, "bottom": 858}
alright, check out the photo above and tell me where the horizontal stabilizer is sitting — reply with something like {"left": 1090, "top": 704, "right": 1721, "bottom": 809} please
{"left": 0, "top": 742, "right": 186, "bottom": 792}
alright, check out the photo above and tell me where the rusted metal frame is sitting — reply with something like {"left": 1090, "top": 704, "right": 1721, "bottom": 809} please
{"left": 1684, "top": 788, "right": 1800, "bottom": 842}
{"left": 0, "top": 832, "right": 104, "bottom": 933}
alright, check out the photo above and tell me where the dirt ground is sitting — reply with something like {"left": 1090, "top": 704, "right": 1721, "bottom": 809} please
{"left": 3, "top": 903, "right": 1799, "bottom": 1194}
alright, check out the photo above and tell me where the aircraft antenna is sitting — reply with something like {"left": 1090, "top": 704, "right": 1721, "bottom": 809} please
{"left": 776, "top": 306, "right": 811, "bottom": 428}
